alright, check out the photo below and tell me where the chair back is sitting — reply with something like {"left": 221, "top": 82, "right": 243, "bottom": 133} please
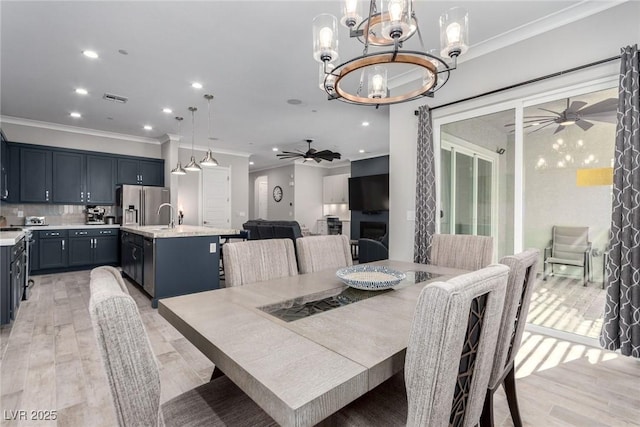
{"left": 358, "top": 238, "right": 389, "bottom": 263}
{"left": 552, "top": 226, "right": 589, "bottom": 261}
{"left": 405, "top": 264, "right": 508, "bottom": 427}
{"left": 223, "top": 238, "right": 298, "bottom": 286}
{"left": 89, "top": 267, "right": 162, "bottom": 427}
{"left": 430, "top": 234, "right": 493, "bottom": 271}
{"left": 296, "top": 235, "right": 353, "bottom": 274}
{"left": 488, "top": 249, "right": 539, "bottom": 390}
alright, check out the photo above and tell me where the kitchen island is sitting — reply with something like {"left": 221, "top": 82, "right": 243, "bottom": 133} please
{"left": 120, "top": 225, "right": 238, "bottom": 308}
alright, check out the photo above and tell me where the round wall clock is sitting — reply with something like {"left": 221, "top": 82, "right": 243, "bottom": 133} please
{"left": 273, "top": 185, "right": 283, "bottom": 202}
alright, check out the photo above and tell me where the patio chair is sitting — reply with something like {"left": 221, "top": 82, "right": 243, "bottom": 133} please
{"left": 223, "top": 238, "right": 298, "bottom": 286}
{"left": 543, "top": 226, "right": 592, "bottom": 286}
{"left": 88, "top": 266, "right": 277, "bottom": 427}
{"left": 335, "top": 264, "right": 509, "bottom": 426}
{"left": 480, "top": 249, "right": 539, "bottom": 427}
{"left": 430, "top": 234, "right": 493, "bottom": 271}
{"left": 296, "top": 235, "right": 352, "bottom": 273}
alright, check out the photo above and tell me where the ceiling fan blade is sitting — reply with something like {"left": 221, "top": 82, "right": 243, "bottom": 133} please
{"left": 567, "top": 100, "right": 588, "bottom": 112}
{"left": 277, "top": 154, "right": 303, "bottom": 159}
{"left": 529, "top": 121, "right": 556, "bottom": 134}
{"left": 538, "top": 108, "right": 562, "bottom": 115}
{"left": 577, "top": 98, "right": 618, "bottom": 115}
{"left": 279, "top": 150, "right": 304, "bottom": 155}
{"left": 553, "top": 125, "right": 565, "bottom": 134}
{"left": 575, "top": 119, "right": 594, "bottom": 131}
{"left": 582, "top": 112, "right": 617, "bottom": 124}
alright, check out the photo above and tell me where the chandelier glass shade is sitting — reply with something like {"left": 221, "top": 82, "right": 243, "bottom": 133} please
{"left": 314, "top": 1, "right": 469, "bottom": 106}
{"left": 200, "top": 94, "right": 219, "bottom": 167}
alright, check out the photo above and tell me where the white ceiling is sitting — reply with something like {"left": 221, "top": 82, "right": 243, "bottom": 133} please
{"left": 0, "top": 1, "right": 617, "bottom": 171}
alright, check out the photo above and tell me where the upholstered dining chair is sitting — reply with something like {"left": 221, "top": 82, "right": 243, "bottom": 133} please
{"left": 480, "top": 249, "right": 539, "bottom": 427}
{"left": 430, "top": 234, "right": 493, "bottom": 271}
{"left": 88, "top": 266, "right": 277, "bottom": 427}
{"left": 223, "top": 238, "right": 298, "bottom": 286}
{"left": 543, "top": 225, "right": 592, "bottom": 286}
{"left": 296, "top": 235, "right": 353, "bottom": 274}
{"left": 335, "top": 264, "right": 509, "bottom": 427}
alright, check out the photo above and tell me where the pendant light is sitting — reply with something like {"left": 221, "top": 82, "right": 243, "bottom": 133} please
{"left": 170, "top": 116, "right": 186, "bottom": 175}
{"left": 200, "top": 94, "right": 219, "bottom": 167}
{"left": 184, "top": 107, "right": 202, "bottom": 172}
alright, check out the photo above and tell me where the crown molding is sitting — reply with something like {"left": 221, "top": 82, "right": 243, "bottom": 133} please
{"left": 1, "top": 115, "right": 160, "bottom": 144}
{"left": 388, "top": 0, "right": 626, "bottom": 89}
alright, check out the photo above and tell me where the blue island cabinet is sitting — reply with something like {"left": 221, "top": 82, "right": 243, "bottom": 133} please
{"left": 142, "top": 234, "right": 220, "bottom": 308}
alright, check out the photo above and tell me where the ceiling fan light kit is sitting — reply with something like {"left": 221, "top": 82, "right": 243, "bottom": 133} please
{"left": 313, "top": 0, "right": 469, "bottom": 106}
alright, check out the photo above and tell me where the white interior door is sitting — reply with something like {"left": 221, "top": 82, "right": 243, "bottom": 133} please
{"left": 258, "top": 178, "right": 268, "bottom": 219}
{"left": 202, "top": 166, "right": 231, "bottom": 228}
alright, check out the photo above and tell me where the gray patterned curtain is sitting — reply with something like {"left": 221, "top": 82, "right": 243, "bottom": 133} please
{"left": 600, "top": 45, "right": 640, "bottom": 358}
{"left": 414, "top": 105, "right": 436, "bottom": 264}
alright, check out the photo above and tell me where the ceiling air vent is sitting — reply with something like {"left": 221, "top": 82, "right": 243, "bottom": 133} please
{"left": 102, "top": 93, "right": 128, "bottom": 103}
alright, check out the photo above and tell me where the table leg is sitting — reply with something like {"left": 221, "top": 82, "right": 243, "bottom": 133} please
{"left": 209, "top": 366, "right": 225, "bottom": 381}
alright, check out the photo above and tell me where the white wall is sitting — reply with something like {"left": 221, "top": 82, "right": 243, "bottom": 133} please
{"left": 249, "top": 164, "right": 294, "bottom": 220}
{"left": 294, "top": 164, "right": 324, "bottom": 232}
{"left": 177, "top": 147, "right": 249, "bottom": 229}
{"left": 2, "top": 122, "right": 162, "bottom": 158}
{"left": 389, "top": 2, "right": 640, "bottom": 261}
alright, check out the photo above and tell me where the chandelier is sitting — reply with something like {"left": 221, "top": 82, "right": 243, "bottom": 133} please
{"left": 313, "top": 0, "right": 469, "bottom": 106}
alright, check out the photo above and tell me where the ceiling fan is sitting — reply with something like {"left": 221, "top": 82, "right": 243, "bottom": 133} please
{"left": 506, "top": 97, "right": 617, "bottom": 134}
{"left": 276, "top": 139, "right": 341, "bottom": 163}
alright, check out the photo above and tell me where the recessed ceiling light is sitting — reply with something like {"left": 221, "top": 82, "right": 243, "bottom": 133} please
{"left": 362, "top": 121, "right": 370, "bottom": 127}
{"left": 249, "top": 161, "right": 255, "bottom": 165}
{"left": 191, "top": 82, "right": 203, "bottom": 89}
{"left": 286, "top": 99, "right": 302, "bottom": 105}
{"left": 359, "top": 149, "right": 365, "bottom": 153}
{"left": 143, "top": 125, "right": 153, "bottom": 131}
{"left": 82, "top": 50, "right": 98, "bottom": 59}
{"left": 70, "top": 112, "right": 82, "bottom": 118}
{"left": 162, "top": 108, "right": 173, "bottom": 114}
{"left": 118, "top": 49, "right": 129, "bottom": 55}
{"left": 75, "top": 88, "right": 88, "bottom": 95}
{"left": 272, "top": 147, "right": 279, "bottom": 152}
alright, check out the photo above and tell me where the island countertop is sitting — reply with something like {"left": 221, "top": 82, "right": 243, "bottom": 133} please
{"left": 120, "top": 225, "right": 240, "bottom": 239}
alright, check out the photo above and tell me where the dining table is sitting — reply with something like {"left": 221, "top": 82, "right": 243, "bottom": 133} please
{"left": 158, "top": 260, "right": 469, "bottom": 427}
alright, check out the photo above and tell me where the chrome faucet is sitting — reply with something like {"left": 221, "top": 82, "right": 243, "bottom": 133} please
{"left": 157, "top": 203, "right": 176, "bottom": 228}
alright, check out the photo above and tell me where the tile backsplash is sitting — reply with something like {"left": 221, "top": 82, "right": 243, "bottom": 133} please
{"left": 0, "top": 203, "right": 113, "bottom": 226}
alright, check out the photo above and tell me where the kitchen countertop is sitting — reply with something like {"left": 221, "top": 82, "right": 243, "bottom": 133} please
{"left": 121, "top": 225, "right": 239, "bottom": 239}
{"left": 0, "top": 230, "right": 26, "bottom": 246}
{"left": 0, "top": 224, "right": 121, "bottom": 246}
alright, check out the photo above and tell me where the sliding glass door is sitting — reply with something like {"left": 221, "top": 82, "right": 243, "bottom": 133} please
{"left": 440, "top": 139, "right": 497, "bottom": 240}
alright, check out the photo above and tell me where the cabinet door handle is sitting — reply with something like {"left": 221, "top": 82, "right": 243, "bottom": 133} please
{"left": 61, "top": 240, "right": 65, "bottom": 251}
{"left": 94, "top": 238, "right": 98, "bottom": 249}
{"left": 132, "top": 247, "right": 137, "bottom": 260}
{"left": 80, "top": 191, "right": 84, "bottom": 201}
{"left": 87, "top": 192, "right": 91, "bottom": 201}
{"left": 45, "top": 190, "right": 49, "bottom": 201}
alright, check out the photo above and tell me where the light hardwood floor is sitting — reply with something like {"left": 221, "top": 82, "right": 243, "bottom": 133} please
{"left": 528, "top": 275, "right": 606, "bottom": 339}
{"left": 1, "top": 271, "right": 638, "bottom": 427}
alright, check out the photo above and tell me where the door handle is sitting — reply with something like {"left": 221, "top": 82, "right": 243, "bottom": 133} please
{"left": 61, "top": 240, "right": 65, "bottom": 251}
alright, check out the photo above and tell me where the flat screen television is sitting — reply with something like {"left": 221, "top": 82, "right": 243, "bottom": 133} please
{"left": 348, "top": 173, "right": 389, "bottom": 212}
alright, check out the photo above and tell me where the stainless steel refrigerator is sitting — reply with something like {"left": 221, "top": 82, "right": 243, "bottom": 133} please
{"left": 116, "top": 185, "right": 171, "bottom": 226}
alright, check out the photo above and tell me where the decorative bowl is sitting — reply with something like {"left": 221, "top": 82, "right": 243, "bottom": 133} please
{"left": 336, "top": 265, "right": 407, "bottom": 291}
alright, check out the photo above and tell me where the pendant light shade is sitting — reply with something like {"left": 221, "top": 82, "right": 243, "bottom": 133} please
{"left": 171, "top": 161, "right": 186, "bottom": 175}
{"left": 185, "top": 107, "right": 201, "bottom": 172}
{"left": 171, "top": 116, "right": 187, "bottom": 175}
{"left": 200, "top": 94, "right": 219, "bottom": 167}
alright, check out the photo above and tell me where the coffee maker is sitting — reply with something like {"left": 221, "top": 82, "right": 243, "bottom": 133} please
{"left": 86, "top": 206, "right": 106, "bottom": 225}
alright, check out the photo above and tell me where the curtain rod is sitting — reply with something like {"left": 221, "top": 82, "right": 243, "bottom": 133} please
{"left": 414, "top": 54, "right": 621, "bottom": 115}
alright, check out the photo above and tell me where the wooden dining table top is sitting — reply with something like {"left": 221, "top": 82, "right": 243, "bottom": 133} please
{"left": 158, "top": 260, "right": 469, "bottom": 427}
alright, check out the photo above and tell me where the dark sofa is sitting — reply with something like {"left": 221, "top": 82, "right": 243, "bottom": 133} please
{"left": 242, "top": 220, "right": 303, "bottom": 241}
